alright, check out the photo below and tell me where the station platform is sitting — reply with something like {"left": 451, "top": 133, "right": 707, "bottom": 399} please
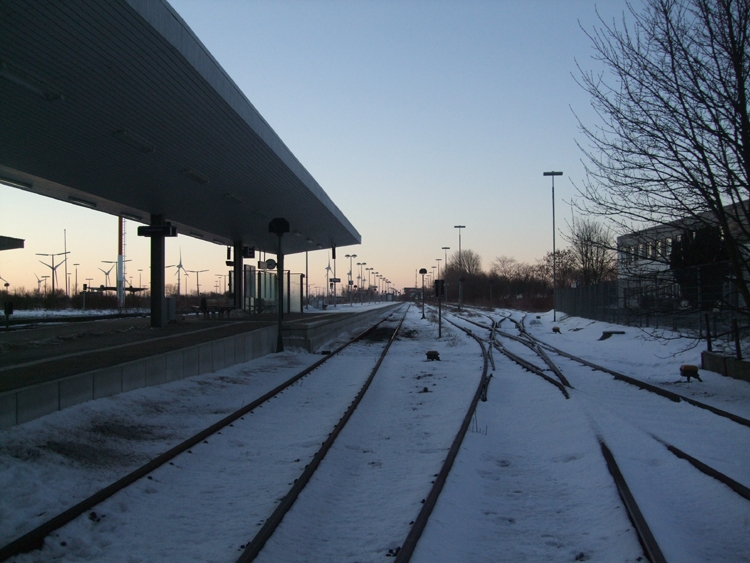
{"left": 0, "top": 304, "right": 399, "bottom": 429}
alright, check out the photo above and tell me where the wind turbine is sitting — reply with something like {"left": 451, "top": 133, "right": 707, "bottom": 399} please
{"left": 37, "top": 251, "right": 69, "bottom": 294}
{"left": 325, "top": 254, "right": 332, "bottom": 298}
{"left": 34, "top": 274, "right": 43, "bottom": 294}
{"left": 99, "top": 264, "right": 115, "bottom": 289}
{"left": 102, "top": 258, "right": 131, "bottom": 306}
{"left": 166, "top": 248, "right": 188, "bottom": 296}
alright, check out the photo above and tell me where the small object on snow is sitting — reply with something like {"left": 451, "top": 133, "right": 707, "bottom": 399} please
{"left": 598, "top": 330, "right": 625, "bottom": 341}
{"left": 536, "top": 315, "right": 541, "bottom": 319}
{"left": 552, "top": 327, "right": 561, "bottom": 334}
{"left": 680, "top": 364, "right": 702, "bottom": 382}
{"left": 421, "top": 386, "right": 430, "bottom": 393}
{"left": 321, "top": 350, "right": 331, "bottom": 355}
{"left": 426, "top": 350, "right": 440, "bottom": 361}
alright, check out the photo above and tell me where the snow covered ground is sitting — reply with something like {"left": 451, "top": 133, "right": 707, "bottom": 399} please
{"left": 1, "top": 306, "right": 749, "bottom": 562}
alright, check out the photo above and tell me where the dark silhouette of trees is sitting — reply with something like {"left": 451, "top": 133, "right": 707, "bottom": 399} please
{"left": 670, "top": 225, "right": 731, "bottom": 309}
{"left": 576, "top": 0, "right": 750, "bottom": 313}
{"left": 564, "top": 216, "right": 617, "bottom": 285}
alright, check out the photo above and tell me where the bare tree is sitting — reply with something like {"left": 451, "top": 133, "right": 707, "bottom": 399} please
{"left": 576, "top": 0, "right": 750, "bottom": 312}
{"left": 491, "top": 256, "right": 520, "bottom": 280}
{"left": 447, "top": 249, "right": 483, "bottom": 276}
{"left": 538, "top": 249, "right": 579, "bottom": 289}
{"left": 564, "top": 216, "right": 618, "bottom": 285}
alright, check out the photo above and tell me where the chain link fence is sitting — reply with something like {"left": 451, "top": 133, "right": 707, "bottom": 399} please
{"left": 555, "top": 272, "right": 750, "bottom": 355}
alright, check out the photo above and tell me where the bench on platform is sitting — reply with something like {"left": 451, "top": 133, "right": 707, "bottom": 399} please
{"left": 194, "top": 298, "right": 234, "bottom": 320}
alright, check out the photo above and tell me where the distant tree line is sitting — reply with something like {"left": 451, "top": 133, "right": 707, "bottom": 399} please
{"left": 433, "top": 217, "right": 617, "bottom": 310}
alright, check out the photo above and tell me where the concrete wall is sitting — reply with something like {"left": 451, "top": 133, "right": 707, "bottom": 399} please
{"left": 282, "top": 304, "right": 400, "bottom": 352}
{"left": 702, "top": 350, "right": 750, "bottom": 383}
{"left": 0, "top": 325, "right": 278, "bottom": 430}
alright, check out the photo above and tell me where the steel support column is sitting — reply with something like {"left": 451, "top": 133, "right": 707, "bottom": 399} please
{"left": 233, "top": 240, "right": 243, "bottom": 311}
{"left": 150, "top": 215, "right": 166, "bottom": 328}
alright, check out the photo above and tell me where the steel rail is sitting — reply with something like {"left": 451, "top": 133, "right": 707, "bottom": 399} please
{"left": 528, "top": 332, "right": 750, "bottom": 429}
{"left": 491, "top": 313, "right": 750, "bottom": 429}
{"left": 446, "top": 312, "right": 570, "bottom": 397}
{"left": 0, "top": 307, "right": 402, "bottom": 562}
{"left": 501, "top": 313, "right": 750, "bottom": 506}
{"left": 647, "top": 436, "right": 750, "bottom": 502}
{"left": 237, "top": 305, "right": 410, "bottom": 562}
{"left": 492, "top": 340, "right": 570, "bottom": 398}
{"left": 496, "top": 312, "right": 750, "bottom": 555}
{"left": 599, "top": 440, "right": 668, "bottom": 563}
{"left": 393, "top": 316, "right": 489, "bottom": 562}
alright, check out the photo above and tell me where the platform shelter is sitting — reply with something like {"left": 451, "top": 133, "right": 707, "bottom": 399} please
{"left": 0, "top": 0, "right": 360, "bottom": 326}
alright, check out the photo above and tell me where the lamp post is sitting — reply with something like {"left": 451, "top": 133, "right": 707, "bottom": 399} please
{"left": 269, "top": 217, "right": 290, "bottom": 352}
{"left": 187, "top": 269, "right": 208, "bottom": 296}
{"left": 369, "top": 268, "right": 374, "bottom": 303}
{"left": 436, "top": 258, "right": 442, "bottom": 279}
{"left": 442, "top": 246, "right": 450, "bottom": 302}
{"left": 73, "top": 263, "right": 80, "bottom": 295}
{"left": 419, "top": 268, "right": 427, "bottom": 318}
{"left": 345, "top": 254, "right": 357, "bottom": 306}
{"left": 454, "top": 226, "right": 465, "bottom": 310}
{"left": 356, "top": 262, "right": 363, "bottom": 304}
{"left": 543, "top": 171, "right": 563, "bottom": 322}
{"left": 359, "top": 262, "right": 366, "bottom": 303}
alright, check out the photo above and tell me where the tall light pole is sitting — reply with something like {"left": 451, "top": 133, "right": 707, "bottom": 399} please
{"left": 419, "top": 268, "right": 427, "bottom": 318}
{"left": 73, "top": 263, "right": 80, "bottom": 294}
{"left": 366, "top": 268, "right": 372, "bottom": 303}
{"left": 356, "top": 262, "right": 362, "bottom": 304}
{"left": 345, "top": 254, "right": 357, "bottom": 306}
{"left": 436, "top": 258, "right": 442, "bottom": 279}
{"left": 360, "top": 262, "right": 366, "bottom": 303}
{"left": 544, "top": 171, "right": 563, "bottom": 321}
{"left": 454, "top": 226, "right": 465, "bottom": 310}
{"left": 442, "top": 246, "right": 451, "bottom": 302}
{"left": 187, "top": 269, "right": 208, "bottom": 295}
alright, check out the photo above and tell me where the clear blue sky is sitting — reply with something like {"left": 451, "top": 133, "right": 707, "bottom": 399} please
{"left": 0, "top": 0, "right": 636, "bottom": 295}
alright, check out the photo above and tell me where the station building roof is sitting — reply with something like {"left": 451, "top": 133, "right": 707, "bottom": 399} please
{"left": 0, "top": 0, "right": 360, "bottom": 255}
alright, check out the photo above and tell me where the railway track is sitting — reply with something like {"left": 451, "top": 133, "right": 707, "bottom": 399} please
{"left": 448, "top": 309, "right": 750, "bottom": 562}
{"left": 2, "top": 307, "right": 405, "bottom": 561}
{"left": 2, "top": 304, "right": 491, "bottom": 563}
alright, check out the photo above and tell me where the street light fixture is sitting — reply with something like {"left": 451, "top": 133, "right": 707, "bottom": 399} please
{"left": 544, "top": 171, "right": 563, "bottom": 321}
{"left": 419, "top": 268, "right": 427, "bottom": 318}
{"left": 345, "top": 254, "right": 357, "bottom": 306}
{"left": 73, "top": 263, "right": 80, "bottom": 294}
{"left": 454, "top": 226, "right": 465, "bottom": 310}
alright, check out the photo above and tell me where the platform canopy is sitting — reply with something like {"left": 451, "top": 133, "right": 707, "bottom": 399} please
{"left": 0, "top": 0, "right": 360, "bottom": 255}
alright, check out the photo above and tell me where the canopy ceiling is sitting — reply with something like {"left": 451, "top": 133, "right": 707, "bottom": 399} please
{"left": 0, "top": 0, "right": 360, "bottom": 255}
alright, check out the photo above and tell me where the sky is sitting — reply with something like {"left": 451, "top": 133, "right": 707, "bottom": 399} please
{"left": 0, "top": 0, "right": 639, "bottom": 296}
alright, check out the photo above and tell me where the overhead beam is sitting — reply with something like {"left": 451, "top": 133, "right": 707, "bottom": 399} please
{"left": 0, "top": 236, "right": 24, "bottom": 251}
